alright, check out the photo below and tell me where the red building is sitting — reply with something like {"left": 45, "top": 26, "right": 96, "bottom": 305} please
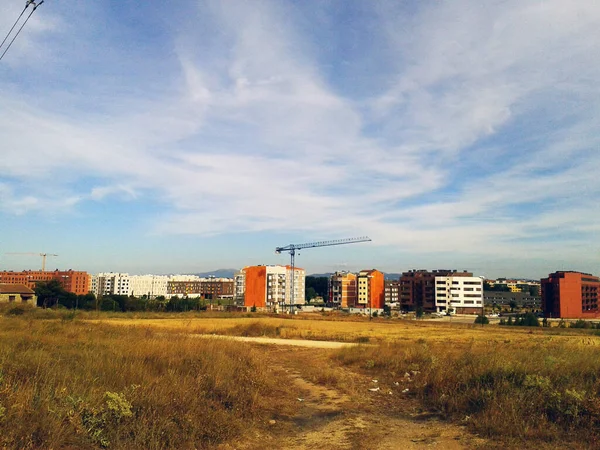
{"left": 541, "top": 271, "right": 600, "bottom": 319}
{"left": 0, "top": 270, "right": 90, "bottom": 295}
{"left": 400, "top": 269, "right": 473, "bottom": 312}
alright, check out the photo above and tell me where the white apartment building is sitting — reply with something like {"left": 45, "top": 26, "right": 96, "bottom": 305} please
{"left": 169, "top": 274, "right": 201, "bottom": 282}
{"left": 129, "top": 275, "right": 169, "bottom": 298}
{"left": 96, "top": 273, "right": 131, "bottom": 296}
{"left": 234, "top": 270, "right": 246, "bottom": 304}
{"left": 435, "top": 276, "right": 483, "bottom": 314}
{"left": 90, "top": 275, "right": 99, "bottom": 296}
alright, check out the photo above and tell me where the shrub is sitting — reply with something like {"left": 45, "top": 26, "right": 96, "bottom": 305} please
{"left": 474, "top": 315, "right": 489, "bottom": 325}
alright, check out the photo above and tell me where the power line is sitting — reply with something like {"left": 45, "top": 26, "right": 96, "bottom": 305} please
{"left": 0, "top": 4, "right": 29, "bottom": 52}
{"left": 0, "top": 0, "right": 44, "bottom": 62}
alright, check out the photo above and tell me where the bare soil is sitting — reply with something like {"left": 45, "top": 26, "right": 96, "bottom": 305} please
{"left": 220, "top": 345, "right": 488, "bottom": 450}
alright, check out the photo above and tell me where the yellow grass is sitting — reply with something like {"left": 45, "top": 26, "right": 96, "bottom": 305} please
{"left": 0, "top": 313, "right": 294, "bottom": 449}
{"left": 88, "top": 314, "right": 600, "bottom": 347}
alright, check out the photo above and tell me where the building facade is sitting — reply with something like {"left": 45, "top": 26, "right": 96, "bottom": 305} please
{"left": 166, "top": 278, "right": 234, "bottom": 299}
{"left": 241, "top": 265, "right": 305, "bottom": 310}
{"left": 400, "top": 270, "right": 473, "bottom": 312}
{"left": 435, "top": 276, "right": 483, "bottom": 314}
{"left": 328, "top": 272, "right": 357, "bottom": 308}
{"left": 356, "top": 269, "right": 385, "bottom": 309}
{"left": 129, "top": 275, "right": 169, "bottom": 298}
{"left": 0, "top": 270, "right": 90, "bottom": 295}
{"left": 541, "top": 271, "right": 600, "bottom": 319}
{"left": 384, "top": 279, "right": 400, "bottom": 305}
{"left": 95, "top": 273, "right": 131, "bottom": 296}
{"left": 0, "top": 284, "right": 36, "bottom": 305}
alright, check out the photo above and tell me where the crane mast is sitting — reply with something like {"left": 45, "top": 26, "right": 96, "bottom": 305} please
{"left": 5, "top": 252, "right": 58, "bottom": 271}
{"left": 275, "top": 236, "right": 371, "bottom": 312}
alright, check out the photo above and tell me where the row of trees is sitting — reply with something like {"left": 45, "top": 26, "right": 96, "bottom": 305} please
{"left": 33, "top": 280, "right": 212, "bottom": 312}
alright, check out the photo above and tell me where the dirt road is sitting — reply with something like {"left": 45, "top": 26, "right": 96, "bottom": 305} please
{"left": 195, "top": 334, "right": 358, "bottom": 348}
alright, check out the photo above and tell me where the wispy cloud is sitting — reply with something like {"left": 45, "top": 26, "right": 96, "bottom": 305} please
{"left": 0, "top": 0, "right": 599, "bottom": 275}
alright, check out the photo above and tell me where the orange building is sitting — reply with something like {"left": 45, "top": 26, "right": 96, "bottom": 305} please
{"left": 241, "top": 265, "right": 305, "bottom": 310}
{"left": 356, "top": 269, "right": 385, "bottom": 309}
{"left": 329, "top": 272, "right": 357, "bottom": 308}
{"left": 541, "top": 271, "right": 600, "bottom": 319}
{"left": 0, "top": 270, "right": 90, "bottom": 295}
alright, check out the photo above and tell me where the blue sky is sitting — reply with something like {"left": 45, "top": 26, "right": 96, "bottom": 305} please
{"left": 0, "top": 0, "right": 599, "bottom": 278}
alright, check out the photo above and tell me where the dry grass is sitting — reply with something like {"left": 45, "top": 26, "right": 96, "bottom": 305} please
{"left": 0, "top": 312, "right": 293, "bottom": 449}
{"left": 86, "top": 313, "right": 600, "bottom": 347}
{"left": 335, "top": 338, "right": 600, "bottom": 447}
{"left": 6, "top": 307, "right": 600, "bottom": 448}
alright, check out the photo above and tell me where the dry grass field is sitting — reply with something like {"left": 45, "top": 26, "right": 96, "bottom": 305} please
{"left": 1, "top": 307, "right": 600, "bottom": 449}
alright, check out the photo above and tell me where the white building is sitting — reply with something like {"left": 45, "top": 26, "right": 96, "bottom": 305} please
{"left": 169, "top": 274, "right": 200, "bottom": 282}
{"left": 90, "top": 275, "right": 99, "bottom": 296}
{"left": 96, "top": 273, "right": 131, "bottom": 296}
{"left": 129, "top": 275, "right": 169, "bottom": 298}
{"left": 435, "top": 276, "right": 483, "bottom": 314}
{"left": 234, "top": 270, "right": 246, "bottom": 304}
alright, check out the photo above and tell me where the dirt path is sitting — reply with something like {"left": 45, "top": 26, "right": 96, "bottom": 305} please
{"left": 235, "top": 347, "right": 487, "bottom": 450}
{"left": 194, "top": 334, "right": 359, "bottom": 348}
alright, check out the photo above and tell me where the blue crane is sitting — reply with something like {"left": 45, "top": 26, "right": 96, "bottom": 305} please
{"left": 275, "top": 236, "right": 372, "bottom": 311}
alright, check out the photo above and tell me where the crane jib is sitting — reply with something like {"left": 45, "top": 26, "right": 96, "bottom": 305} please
{"left": 273, "top": 236, "right": 371, "bottom": 313}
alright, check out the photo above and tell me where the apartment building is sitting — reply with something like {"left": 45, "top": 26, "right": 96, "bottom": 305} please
{"left": 95, "top": 273, "right": 130, "bottom": 296}
{"left": 0, "top": 270, "right": 90, "bottom": 295}
{"left": 240, "top": 265, "right": 305, "bottom": 310}
{"left": 234, "top": 270, "right": 245, "bottom": 304}
{"left": 167, "top": 278, "right": 234, "bottom": 299}
{"left": 435, "top": 275, "right": 483, "bottom": 314}
{"left": 400, "top": 269, "right": 473, "bottom": 312}
{"left": 356, "top": 269, "right": 385, "bottom": 309}
{"left": 129, "top": 275, "right": 169, "bottom": 298}
{"left": 541, "top": 271, "right": 600, "bottom": 319}
{"left": 384, "top": 279, "right": 400, "bottom": 305}
{"left": 328, "top": 271, "right": 357, "bottom": 308}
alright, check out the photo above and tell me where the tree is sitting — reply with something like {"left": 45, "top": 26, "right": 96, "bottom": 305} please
{"left": 305, "top": 277, "right": 328, "bottom": 299}
{"left": 305, "top": 287, "right": 318, "bottom": 302}
{"left": 77, "top": 293, "right": 96, "bottom": 310}
{"left": 509, "top": 300, "right": 518, "bottom": 312}
{"left": 34, "top": 280, "right": 68, "bottom": 308}
{"left": 416, "top": 306, "right": 424, "bottom": 319}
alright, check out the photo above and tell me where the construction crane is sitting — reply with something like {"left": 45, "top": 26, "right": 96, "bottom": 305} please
{"left": 275, "top": 237, "right": 371, "bottom": 312}
{"left": 5, "top": 252, "right": 58, "bottom": 271}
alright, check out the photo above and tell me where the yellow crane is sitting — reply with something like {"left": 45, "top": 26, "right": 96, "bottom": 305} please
{"left": 5, "top": 252, "right": 58, "bottom": 271}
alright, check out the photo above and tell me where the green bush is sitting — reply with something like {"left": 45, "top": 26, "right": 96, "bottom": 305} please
{"left": 474, "top": 315, "right": 489, "bottom": 325}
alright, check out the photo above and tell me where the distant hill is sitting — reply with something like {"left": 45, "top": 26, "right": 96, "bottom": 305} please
{"left": 194, "top": 269, "right": 237, "bottom": 278}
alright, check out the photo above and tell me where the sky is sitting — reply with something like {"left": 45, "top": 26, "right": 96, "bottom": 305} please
{"left": 0, "top": 0, "right": 599, "bottom": 278}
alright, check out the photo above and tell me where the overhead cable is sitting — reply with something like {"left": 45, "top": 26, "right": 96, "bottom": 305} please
{"left": 0, "top": 0, "right": 44, "bottom": 62}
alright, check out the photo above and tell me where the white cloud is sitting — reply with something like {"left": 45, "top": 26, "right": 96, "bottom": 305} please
{"left": 0, "top": 0, "right": 599, "bottom": 274}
